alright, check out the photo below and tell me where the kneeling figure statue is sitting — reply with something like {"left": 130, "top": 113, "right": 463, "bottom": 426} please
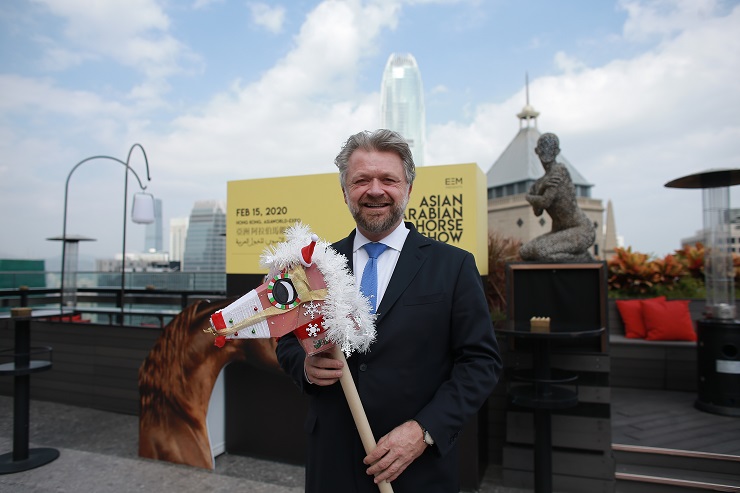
{"left": 520, "top": 133, "right": 595, "bottom": 262}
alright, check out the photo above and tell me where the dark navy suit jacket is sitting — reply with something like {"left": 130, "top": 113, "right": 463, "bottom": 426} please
{"left": 277, "top": 223, "right": 502, "bottom": 493}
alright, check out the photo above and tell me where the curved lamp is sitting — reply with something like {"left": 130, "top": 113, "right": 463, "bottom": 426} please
{"left": 59, "top": 143, "right": 154, "bottom": 324}
{"left": 131, "top": 192, "right": 156, "bottom": 224}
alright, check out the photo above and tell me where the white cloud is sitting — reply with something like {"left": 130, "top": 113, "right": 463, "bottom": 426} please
{"left": 429, "top": 84, "right": 448, "bottom": 95}
{"left": 553, "top": 51, "right": 589, "bottom": 74}
{"left": 0, "top": 75, "right": 132, "bottom": 120}
{"left": 248, "top": 2, "right": 286, "bottom": 33}
{"left": 38, "top": 45, "right": 94, "bottom": 72}
{"left": 193, "top": 0, "right": 224, "bottom": 9}
{"left": 404, "top": 0, "right": 480, "bottom": 5}
{"left": 30, "top": 0, "right": 195, "bottom": 93}
{"left": 619, "top": 0, "right": 723, "bottom": 41}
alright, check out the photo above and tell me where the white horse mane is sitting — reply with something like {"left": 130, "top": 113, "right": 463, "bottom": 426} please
{"left": 260, "top": 222, "right": 376, "bottom": 355}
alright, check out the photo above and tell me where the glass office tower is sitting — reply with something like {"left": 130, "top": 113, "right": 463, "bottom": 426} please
{"left": 144, "top": 198, "right": 163, "bottom": 252}
{"left": 380, "top": 53, "right": 426, "bottom": 166}
{"left": 182, "top": 200, "right": 226, "bottom": 291}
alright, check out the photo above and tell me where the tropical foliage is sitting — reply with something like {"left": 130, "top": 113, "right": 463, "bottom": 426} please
{"left": 607, "top": 243, "right": 740, "bottom": 299}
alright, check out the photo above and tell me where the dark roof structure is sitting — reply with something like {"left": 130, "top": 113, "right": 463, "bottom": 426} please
{"left": 485, "top": 76, "right": 592, "bottom": 195}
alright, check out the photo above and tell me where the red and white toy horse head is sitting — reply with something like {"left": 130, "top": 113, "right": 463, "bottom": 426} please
{"left": 206, "top": 222, "right": 376, "bottom": 356}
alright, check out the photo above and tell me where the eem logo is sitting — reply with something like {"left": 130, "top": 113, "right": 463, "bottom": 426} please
{"left": 445, "top": 177, "right": 463, "bottom": 187}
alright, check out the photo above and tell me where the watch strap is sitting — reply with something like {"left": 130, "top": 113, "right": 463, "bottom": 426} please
{"left": 410, "top": 419, "right": 434, "bottom": 446}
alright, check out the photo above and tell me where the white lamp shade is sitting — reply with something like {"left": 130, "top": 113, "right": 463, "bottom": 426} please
{"left": 132, "top": 192, "right": 155, "bottom": 224}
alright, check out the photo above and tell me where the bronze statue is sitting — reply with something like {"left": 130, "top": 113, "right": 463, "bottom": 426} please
{"left": 520, "top": 133, "right": 595, "bottom": 262}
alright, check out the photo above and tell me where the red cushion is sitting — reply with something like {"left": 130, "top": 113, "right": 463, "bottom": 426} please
{"left": 616, "top": 297, "right": 665, "bottom": 339}
{"left": 642, "top": 298, "right": 697, "bottom": 342}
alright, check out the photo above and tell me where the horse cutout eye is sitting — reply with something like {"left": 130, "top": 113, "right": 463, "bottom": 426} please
{"left": 267, "top": 274, "right": 300, "bottom": 309}
{"left": 272, "top": 279, "right": 296, "bottom": 304}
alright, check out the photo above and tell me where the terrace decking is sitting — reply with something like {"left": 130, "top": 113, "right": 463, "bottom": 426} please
{"left": 612, "top": 387, "right": 740, "bottom": 455}
{"left": 611, "top": 387, "right": 740, "bottom": 492}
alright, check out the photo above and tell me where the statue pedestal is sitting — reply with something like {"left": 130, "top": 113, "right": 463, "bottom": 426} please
{"left": 499, "top": 262, "right": 614, "bottom": 493}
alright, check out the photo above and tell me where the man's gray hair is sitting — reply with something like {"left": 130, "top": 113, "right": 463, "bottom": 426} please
{"left": 334, "top": 129, "right": 416, "bottom": 189}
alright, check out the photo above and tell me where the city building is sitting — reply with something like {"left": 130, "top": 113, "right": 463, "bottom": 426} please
{"left": 681, "top": 208, "right": 740, "bottom": 253}
{"left": 96, "top": 251, "right": 172, "bottom": 273}
{"left": 485, "top": 88, "right": 606, "bottom": 258}
{"left": 603, "top": 200, "right": 623, "bottom": 260}
{"left": 380, "top": 53, "right": 426, "bottom": 166}
{"left": 169, "top": 217, "right": 189, "bottom": 264}
{"left": 182, "top": 200, "right": 226, "bottom": 290}
{"left": 144, "top": 198, "right": 163, "bottom": 253}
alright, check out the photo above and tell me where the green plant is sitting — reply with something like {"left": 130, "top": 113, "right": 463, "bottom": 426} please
{"left": 653, "top": 275, "right": 705, "bottom": 299}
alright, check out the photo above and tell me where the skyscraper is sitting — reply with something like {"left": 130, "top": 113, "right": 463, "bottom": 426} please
{"left": 380, "top": 53, "right": 426, "bottom": 166}
{"left": 144, "top": 198, "right": 163, "bottom": 253}
{"left": 182, "top": 200, "right": 226, "bottom": 290}
{"left": 169, "top": 217, "right": 189, "bottom": 264}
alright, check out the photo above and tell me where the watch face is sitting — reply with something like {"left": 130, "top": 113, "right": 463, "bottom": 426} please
{"left": 424, "top": 431, "right": 434, "bottom": 445}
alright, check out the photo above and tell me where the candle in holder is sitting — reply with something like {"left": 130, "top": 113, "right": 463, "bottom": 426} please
{"left": 530, "top": 316, "right": 551, "bottom": 333}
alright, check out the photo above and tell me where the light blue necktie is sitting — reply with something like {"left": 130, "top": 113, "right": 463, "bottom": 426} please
{"left": 360, "top": 242, "right": 388, "bottom": 313}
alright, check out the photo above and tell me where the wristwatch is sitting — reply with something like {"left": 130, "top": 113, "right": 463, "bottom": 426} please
{"left": 420, "top": 423, "right": 435, "bottom": 446}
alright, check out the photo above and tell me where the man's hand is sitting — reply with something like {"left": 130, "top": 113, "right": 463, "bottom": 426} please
{"left": 364, "top": 420, "right": 427, "bottom": 484}
{"left": 304, "top": 351, "right": 343, "bottom": 386}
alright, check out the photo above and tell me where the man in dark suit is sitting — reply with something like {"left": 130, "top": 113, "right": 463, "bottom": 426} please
{"left": 276, "top": 129, "right": 501, "bottom": 493}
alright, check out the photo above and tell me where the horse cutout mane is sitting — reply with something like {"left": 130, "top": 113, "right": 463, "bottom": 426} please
{"left": 138, "top": 298, "right": 281, "bottom": 469}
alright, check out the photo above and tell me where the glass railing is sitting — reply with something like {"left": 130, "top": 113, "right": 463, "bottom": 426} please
{"left": 0, "top": 271, "right": 228, "bottom": 327}
{"left": 0, "top": 271, "right": 227, "bottom": 292}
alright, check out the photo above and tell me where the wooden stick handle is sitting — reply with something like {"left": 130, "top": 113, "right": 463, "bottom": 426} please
{"left": 333, "top": 345, "right": 394, "bottom": 493}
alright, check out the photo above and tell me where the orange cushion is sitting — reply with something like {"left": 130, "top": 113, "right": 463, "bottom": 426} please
{"left": 641, "top": 298, "right": 697, "bottom": 342}
{"left": 616, "top": 297, "right": 665, "bottom": 339}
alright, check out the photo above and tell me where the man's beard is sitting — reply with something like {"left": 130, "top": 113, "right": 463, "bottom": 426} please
{"left": 349, "top": 196, "right": 408, "bottom": 236}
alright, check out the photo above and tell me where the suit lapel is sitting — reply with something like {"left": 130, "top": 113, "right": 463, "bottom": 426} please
{"left": 332, "top": 230, "right": 356, "bottom": 273}
{"left": 332, "top": 226, "right": 430, "bottom": 324}
{"left": 375, "top": 226, "right": 429, "bottom": 323}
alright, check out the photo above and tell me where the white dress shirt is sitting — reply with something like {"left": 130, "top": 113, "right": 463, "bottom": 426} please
{"left": 352, "top": 222, "right": 410, "bottom": 312}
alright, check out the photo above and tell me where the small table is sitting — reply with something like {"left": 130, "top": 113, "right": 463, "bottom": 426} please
{"left": 0, "top": 308, "right": 60, "bottom": 474}
{"left": 496, "top": 322, "right": 605, "bottom": 493}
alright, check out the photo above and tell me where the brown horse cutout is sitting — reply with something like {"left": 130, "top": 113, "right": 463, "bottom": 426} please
{"left": 138, "top": 298, "right": 282, "bottom": 469}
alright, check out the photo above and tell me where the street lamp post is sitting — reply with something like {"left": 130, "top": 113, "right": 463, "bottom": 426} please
{"left": 59, "top": 143, "right": 155, "bottom": 324}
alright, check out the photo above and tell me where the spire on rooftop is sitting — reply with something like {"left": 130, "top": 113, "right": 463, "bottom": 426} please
{"left": 486, "top": 74, "right": 592, "bottom": 196}
{"left": 516, "top": 73, "right": 539, "bottom": 128}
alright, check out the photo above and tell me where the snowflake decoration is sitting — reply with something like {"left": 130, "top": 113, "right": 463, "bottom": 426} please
{"left": 303, "top": 301, "right": 322, "bottom": 320}
{"left": 306, "top": 323, "right": 320, "bottom": 338}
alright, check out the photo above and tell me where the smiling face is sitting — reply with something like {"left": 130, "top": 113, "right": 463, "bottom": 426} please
{"left": 343, "top": 148, "right": 412, "bottom": 242}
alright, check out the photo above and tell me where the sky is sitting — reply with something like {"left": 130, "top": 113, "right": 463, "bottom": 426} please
{"left": 1, "top": 0, "right": 739, "bottom": 265}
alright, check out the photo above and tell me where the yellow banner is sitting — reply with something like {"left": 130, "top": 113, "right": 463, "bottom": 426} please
{"left": 227, "top": 163, "right": 488, "bottom": 275}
